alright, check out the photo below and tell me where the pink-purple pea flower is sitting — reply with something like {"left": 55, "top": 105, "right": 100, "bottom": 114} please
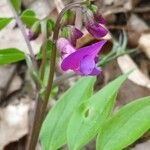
{"left": 68, "top": 26, "right": 83, "bottom": 46}
{"left": 57, "top": 38, "right": 106, "bottom": 76}
{"left": 84, "top": 10, "right": 108, "bottom": 38}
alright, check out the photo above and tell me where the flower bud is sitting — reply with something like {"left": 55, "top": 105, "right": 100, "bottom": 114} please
{"left": 83, "top": 8, "right": 108, "bottom": 38}
{"left": 62, "top": 10, "right": 76, "bottom": 26}
{"left": 47, "top": 19, "right": 55, "bottom": 37}
{"left": 28, "top": 21, "right": 41, "bottom": 41}
{"left": 61, "top": 26, "right": 83, "bottom": 46}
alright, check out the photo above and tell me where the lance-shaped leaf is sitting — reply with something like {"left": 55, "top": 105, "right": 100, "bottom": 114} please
{"left": 40, "top": 77, "right": 96, "bottom": 150}
{"left": 0, "top": 18, "right": 12, "bottom": 30}
{"left": 96, "top": 96, "right": 150, "bottom": 150}
{"left": 0, "top": 48, "right": 25, "bottom": 65}
{"left": 10, "top": 0, "right": 21, "bottom": 13}
{"left": 21, "top": 9, "right": 38, "bottom": 28}
{"left": 67, "top": 73, "right": 128, "bottom": 150}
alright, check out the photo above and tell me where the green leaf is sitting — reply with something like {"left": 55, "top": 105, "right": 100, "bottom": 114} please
{"left": 40, "top": 77, "right": 96, "bottom": 150}
{"left": 62, "top": 10, "right": 76, "bottom": 25}
{"left": 0, "top": 48, "right": 25, "bottom": 65}
{"left": 37, "top": 40, "right": 53, "bottom": 60}
{"left": 67, "top": 74, "right": 128, "bottom": 150}
{"left": 47, "top": 19, "right": 55, "bottom": 35}
{"left": 0, "top": 18, "right": 12, "bottom": 30}
{"left": 21, "top": 9, "right": 38, "bottom": 27}
{"left": 96, "top": 96, "right": 150, "bottom": 150}
{"left": 10, "top": 0, "right": 21, "bottom": 13}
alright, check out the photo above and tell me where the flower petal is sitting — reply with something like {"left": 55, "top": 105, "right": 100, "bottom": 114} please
{"left": 71, "top": 27, "right": 83, "bottom": 46}
{"left": 89, "top": 67, "right": 101, "bottom": 75}
{"left": 61, "top": 40, "right": 106, "bottom": 71}
{"left": 86, "top": 21, "right": 108, "bottom": 38}
{"left": 57, "top": 38, "right": 76, "bottom": 58}
{"left": 80, "top": 55, "right": 95, "bottom": 75}
{"left": 94, "top": 14, "right": 106, "bottom": 24}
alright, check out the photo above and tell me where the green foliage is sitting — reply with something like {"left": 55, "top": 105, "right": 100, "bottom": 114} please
{"left": 40, "top": 77, "right": 96, "bottom": 150}
{"left": 29, "top": 21, "right": 41, "bottom": 39}
{"left": 61, "top": 27, "right": 70, "bottom": 39}
{"left": 97, "top": 96, "right": 150, "bottom": 150}
{"left": 0, "top": 40, "right": 53, "bottom": 65}
{"left": 88, "top": 4, "right": 98, "bottom": 13}
{"left": 10, "top": 0, "right": 21, "bottom": 13}
{"left": 0, "top": 48, "right": 25, "bottom": 65}
{"left": 21, "top": 9, "right": 39, "bottom": 28}
{"left": 67, "top": 73, "right": 128, "bottom": 150}
{"left": 62, "top": 10, "right": 76, "bottom": 25}
{"left": 0, "top": 18, "right": 12, "bottom": 30}
{"left": 37, "top": 40, "right": 53, "bottom": 60}
{"left": 47, "top": 19, "right": 55, "bottom": 36}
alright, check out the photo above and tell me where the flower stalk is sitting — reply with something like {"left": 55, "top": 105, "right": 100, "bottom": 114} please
{"left": 26, "top": 1, "right": 86, "bottom": 150}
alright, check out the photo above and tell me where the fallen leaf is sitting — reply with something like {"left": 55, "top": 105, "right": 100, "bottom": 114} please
{"left": 0, "top": 97, "right": 33, "bottom": 149}
{"left": 139, "top": 33, "right": 150, "bottom": 59}
{"left": 117, "top": 55, "right": 150, "bottom": 89}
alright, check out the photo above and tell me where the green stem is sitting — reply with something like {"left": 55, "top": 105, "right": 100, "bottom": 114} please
{"left": 26, "top": 2, "right": 86, "bottom": 150}
{"left": 98, "top": 49, "right": 137, "bottom": 66}
{"left": 39, "top": 20, "right": 48, "bottom": 80}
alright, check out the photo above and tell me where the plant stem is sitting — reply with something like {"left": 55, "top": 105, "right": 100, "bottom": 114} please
{"left": 26, "top": 1, "right": 86, "bottom": 150}
{"left": 7, "top": 0, "right": 38, "bottom": 70}
{"left": 39, "top": 20, "right": 48, "bottom": 80}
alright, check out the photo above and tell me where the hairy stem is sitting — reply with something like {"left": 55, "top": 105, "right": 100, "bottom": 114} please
{"left": 26, "top": 1, "right": 86, "bottom": 150}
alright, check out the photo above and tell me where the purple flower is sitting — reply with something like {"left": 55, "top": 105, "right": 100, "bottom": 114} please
{"left": 93, "top": 14, "right": 106, "bottom": 24}
{"left": 57, "top": 38, "right": 76, "bottom": 59}
{"left": 28, "top": 30, "right": 34, "bottom": 41}
{"left": 84, "top": 10, "right": 108, "bottom": 38}
{"left": 57, "top": 38, "right": 106, "bottom": 76}
{"left": 70, "top": 27, "right": 83, "bottom": 46}
{"left": 62, "top": 26, "right": 83, "bottom": 46}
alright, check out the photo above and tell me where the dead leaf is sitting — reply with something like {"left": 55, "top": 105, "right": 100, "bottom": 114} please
{"left": 0, "top": 0, "right": 13, "bottom": 17}
{"left": 139, "top": 33, "right": 150, "bottom": 59}
{"left": 117, "top": 55, "right": 150, "bottom": 89}
{"left": 0, "top": 65, "right": 16, "bottom": 102}
{"left": 7, "top": 75, "right": 23, "bottom": 96}
{"left": 131, "top": 140, "right": 150, "bottom": 150}
{"left": 0, "top": 97, "right": 33, "bottom": 149}
{"left": 54, "top": 0, "right": 65, "bottom": 13}
{"left": 128, "top": 14, "right": 149, "bottom": 32}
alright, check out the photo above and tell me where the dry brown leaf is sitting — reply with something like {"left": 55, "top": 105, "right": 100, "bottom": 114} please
{"left": 0, "top": 65, "right": 16, "bottom": 102}
{"left": 7, "top": 75, "right": 23, "bottom": 96}
{"left": 55, "top": 0, "right": 65, "bottom": 13}
{"left": 139, "top": 33, "right": 150, "bottom": 59}
{"left": 0, "top": 0, "right": 13, "bottom": 17}
{"left": 131, "top": 140, "right": 150, "bottom": 150}
{"left": 29, "top": 0, "right": 55, "bottom": 20}
{"left": 117, "top": 55, "right": 150, "bottom": 89}
{"left": 0, "top": 97, "right": 33, "bottom": 149}
{"left": 128, "top": 14, "right": 149, "bottom": 32}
